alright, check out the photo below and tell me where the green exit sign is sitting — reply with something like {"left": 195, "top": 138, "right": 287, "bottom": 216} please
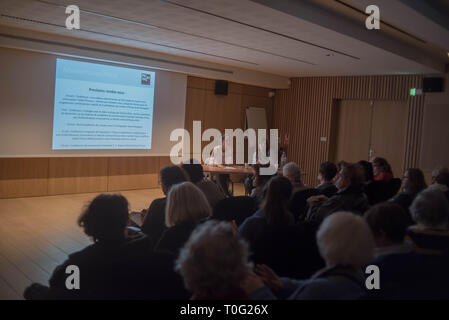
{"left": 410, "top": 88, "right": 422, "bottom": 96}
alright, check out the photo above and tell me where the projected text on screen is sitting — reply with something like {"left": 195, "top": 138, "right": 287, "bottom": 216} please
{"left": 52, "top": 59, "right": 155, "bottom": 150}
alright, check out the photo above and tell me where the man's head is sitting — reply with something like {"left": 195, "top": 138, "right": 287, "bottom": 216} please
{"left": 181, "top": 159, "right": 204, "bottom": 184}
{"left": 160, "top": 165, "right": 188, "bottom": 195}
{"left": 410, "top": 189, "right": 449, "bottom": 229}
{"left": 364, "top": 202, "right": 410, "bottom": 248}
{"left": 431, "top": 166, "right": 449, "bottom": 185}
{"left": 335, "top": 163, "right": 363, "bottom": 190}
{"left": 282, "top": 162, "right": 302, "bottom": 185}
{"left": 318, "top": 161, "right": 338, "bottom": 183}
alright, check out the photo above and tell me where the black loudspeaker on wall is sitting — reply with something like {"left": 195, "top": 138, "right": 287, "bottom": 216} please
{"left": 423, "top": 77, "right": 444, "bottom": 93}
{"left": 215, "top": 80, "right": 228, "bottom": 95}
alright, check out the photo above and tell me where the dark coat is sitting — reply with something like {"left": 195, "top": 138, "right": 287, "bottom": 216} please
{"left": 306, "top": 184, "right": 370, "bottom": 222}
{"left": 141, "top": 197, "right": 167, "bottom": 244}
{"left": 24, "top": 235, "right": 188, "bottom": 299}
{"left": 155, "top": 220, "right": 204, "bottom": 255}
{"left": 316, "top": 182, "right": 338, "bottom": 198}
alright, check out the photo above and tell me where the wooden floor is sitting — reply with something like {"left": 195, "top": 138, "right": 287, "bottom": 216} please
{"left": 0, "top": 184, "right": 245, "bottom": 300}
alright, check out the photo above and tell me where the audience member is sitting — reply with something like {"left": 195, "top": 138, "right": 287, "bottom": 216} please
{"left": 306, "top": 163, "right": 370, "bottom": 222}
{"left": 25, "top": 194, "right": 152, "bottom": 299}
{"left": 366, "top": 201, "right": 449, "bottom": 299}
{"left": 408, "top": 189, "right": 449, "bottom": 255}
{"left": 372, "top": 157, "right": 393, "bottom": 182}
{"left": 430, "top": 166, "right": 449, "bottom": 185}
{"left": 239, "top": 176, "right": 294, "bottom": 249}
{"left": 358, "top": 160, "right": 384, "bottom": 205}
{"left": 245, "top": 212, "right": 374, "bottom": 300}
{"left": 250, "top": 163, "right": 274, "bottom": 206}
{"left": 316, "top": 161, "right": 338, "bottom": 197}
{"left": 176, "top": 220, "right": 252, "bottom": 299}
{"left": 428, "top": 166, "right": 449, "bottom": 201}
{"left": 155, "top": 182, "right": 212, "bottom": 255}
{"left": 282, "top": 162, "right": 308, "bottom": 194}
{"left": 181, "top": 159, "right": 225, "bottom": 207}
{"left": 141, "top": 165, "right": 187, "bottom": 243}
{"left": 390, "top": 168, "right": 427, "bottom": 222}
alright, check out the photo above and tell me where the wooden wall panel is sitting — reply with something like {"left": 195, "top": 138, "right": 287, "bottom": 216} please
{"left": 185, "top": 76, "right": 274, "bottom": 161}
{"left": 273, "top": 75, "right": 424, "bottom": 186}
{"left": 47, "top": 158, "right": 108, "bottom": 195}
{"left": 0, "top": 158, "right": 48, "bottom": 198}
{"left": 107, "top": 157, "right": 159, "bottom": 191}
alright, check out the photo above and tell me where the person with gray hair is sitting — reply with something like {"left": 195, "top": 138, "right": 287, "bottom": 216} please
{"left": 282, "top": 162, "right": 308, "bottom": 194}
{"left": 407, "top": 189, "right": 449, "bottom": 255}
{"left": 244, "top": 211, "right": 374, "bottom": 300}
{"left": 175, "top": 220, "right": 253, "bottom": 299}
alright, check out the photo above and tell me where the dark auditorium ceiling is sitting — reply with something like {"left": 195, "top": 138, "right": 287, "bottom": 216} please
{"left": 0, "top": 0, "right": 448, "bottom": 77}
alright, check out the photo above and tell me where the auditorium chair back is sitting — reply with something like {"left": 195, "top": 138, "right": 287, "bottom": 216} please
{"left": 212, "top": 196, "right": 258, "bottom": 226}
{"left": 252, "top": 221, "right": 325, "bottom": 279}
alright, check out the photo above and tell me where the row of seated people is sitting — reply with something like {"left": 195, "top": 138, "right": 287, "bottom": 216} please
{"left": 24, "top": 159, "right": 449, "bottom": 299}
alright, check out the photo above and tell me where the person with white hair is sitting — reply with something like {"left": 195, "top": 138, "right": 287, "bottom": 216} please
{"left": 175, "top": 220, "right": 253, "bottom": 299}
{"left": 282, "top": 162, "right": 308, "bottom": 194}
{"left": 154, "top": 182, "right": 212, "bottom": 255}
{"left": 243, "top": 211, "right": 374, "bottom": 300}
{"left": 407, "top": 189, "right": 449, "bottom": 255}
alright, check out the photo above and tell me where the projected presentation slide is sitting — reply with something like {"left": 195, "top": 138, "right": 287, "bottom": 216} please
{"left": 52, "top": 59, "right": 155, "bottom": 150}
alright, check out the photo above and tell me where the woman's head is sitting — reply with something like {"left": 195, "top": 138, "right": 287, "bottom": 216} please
{"left": 78, "top": 194, "right": 129, "bottom": 242}
{"left": 175, "top": 220, "right": 252, "bottom": 298}
{"left": 165, "top": 182, "right": 212, "bottom": 227}
{"left": 317, "top": 211, "right": 374, "bottom": 268}
{"left": 159, "top": 165, "right": 188, "bottom": 195}
{"left": 402, "top": 168, "right": 427, "bottom": 193}
{"left": 372, "top": 157, "right": 392, "bottom": 176}
{"left": 262, "top": 176, "right": 292, "bottom": 226}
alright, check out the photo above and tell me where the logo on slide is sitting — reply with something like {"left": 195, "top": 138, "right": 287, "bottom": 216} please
{"left": 141, "top": 73, "right": 152, "bottom": 85}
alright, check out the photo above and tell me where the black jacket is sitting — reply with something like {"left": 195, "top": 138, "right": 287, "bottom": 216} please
{"left": 141, "top": 197, "right": 167, "bottom": 244}
{"left": 306, "top": 184, "right": 370, "bottom": 222}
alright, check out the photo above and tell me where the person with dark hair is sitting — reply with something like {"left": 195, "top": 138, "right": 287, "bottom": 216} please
{"left": 365, "top": 203, "right": 414, "bottom": 257}
{"left": 365, "top": 202, "right": 449, "bottom": 299}
{"left": 390, "top": 168, "right": 427, "bottom": 222}
{"left": 357, "top": 160, "right": 384, "bottom": 205}
{"left": 372, "top": 157, "right": 393, "bottom": 182}
{"left": 239, "top": 176, "right": 294, "bottom": 249}
{"left": 306, "top": 163, "right": 370, "bottom": 222}
{"left": 141, "top": 165, "right": 188, "bottom": 243}
{"left": 316, "top": 161, "right": 338, "bottom": 197}
{"left": 250, "top": 163, "right": 275, "bottom": 206}
{"left": 25, "top": 194, "right": 141, "bottom": 299}
{"left": 181, "top": 159, "right": 225, "bottom": 207}
{"left": 358, "top": 160, "right": 374, "bottom": 183}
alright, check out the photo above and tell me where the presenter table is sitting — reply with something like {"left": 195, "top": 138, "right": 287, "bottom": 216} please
{"left": 202, "top": 165, "right": 254, "bottom": 175}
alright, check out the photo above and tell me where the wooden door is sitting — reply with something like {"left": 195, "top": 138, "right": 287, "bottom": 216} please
{"left": 330, "top": 100, "right": 373, "bottom": 164}
{"left": 370, "top": 100, "right": 409, "bottom": 178}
